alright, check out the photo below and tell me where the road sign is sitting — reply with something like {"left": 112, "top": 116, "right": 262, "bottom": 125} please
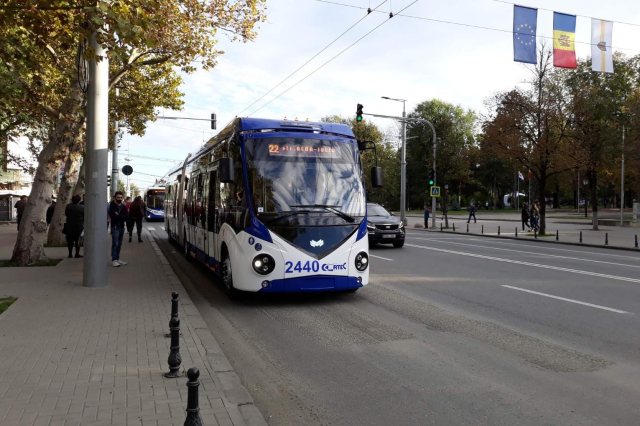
{"left": 122, "top": 165, "right": 133, "bottom": 176}
{"left": 430, "top": 186, "right": 441, "bottom": 197}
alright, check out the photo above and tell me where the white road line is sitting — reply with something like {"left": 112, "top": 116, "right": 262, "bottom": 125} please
{"left": 161, "top": 226, "right": 165, "bottom": 231}
{"left": 502, "top": 285, "right": 631, "bottom": 314}
{"left": 407, "top": 232, "right": 640, "bottom": 261}
{"left": 370, "top": 254, "right": 394, "bottom": 261}
{"left": 404, "top": 243, "right": 640, "bottom": 284}
{"left": 416, "top": 237, "right": 640, "bottom": 269}
{"left": 147, "top": 227, "right": 156, "bottom": 231}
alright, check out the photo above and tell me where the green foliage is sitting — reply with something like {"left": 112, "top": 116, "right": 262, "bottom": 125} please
{"left": 0, "top": 297, "right": 17, "bottom": 315}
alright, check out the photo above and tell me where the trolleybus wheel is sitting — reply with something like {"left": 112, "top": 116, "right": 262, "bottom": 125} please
{"left": 221, "top": 254, "right": 240, "bottom": 299}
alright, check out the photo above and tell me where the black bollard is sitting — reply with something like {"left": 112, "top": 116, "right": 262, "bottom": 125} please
{"left": 515, "top": 227, "right": 518, "bottom": 237}
{"left": 605, "top": 233, "right": 609, "bottom": 246}
{"left": 440, "top": 223, "right": 443, "bottom": 231}
{"left": 453, "top": 223, "right": 455, "bottom": 232}
{"left": 534, "top": 228, "right": 537, "bottom": 239}
{"left": 467, "top": 223, "right": 469, "bottom": 233}
{"left": 482, "top": 224, "right": 484, "bottom": 234}
{"left": 556, "top": 230, "right": 559, "bottom": 241}
{"left": 184, "top": 368, "right": 203, "bottom": 426}
{"left": 165, "top": 316, "right": 182, "bottom": 378}
{"left": 166, "top": 291, "right": 179, "bottom": 338}
{"left": 580, "top": 231, "right": 583, "bottom": 243}
{"left": 498, "top": 226, "right": 500, "bottom": 236}
{"left": 636, "top": 235, "right": 638, "bottom": 249}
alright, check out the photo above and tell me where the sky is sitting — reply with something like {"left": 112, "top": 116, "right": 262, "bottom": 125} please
{"left": 117, "top": 0, "right": 640, "bottom": 190}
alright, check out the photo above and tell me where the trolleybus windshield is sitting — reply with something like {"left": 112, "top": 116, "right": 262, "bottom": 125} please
{"left": 245, "top": 138, "right": 365, "bottom": 220}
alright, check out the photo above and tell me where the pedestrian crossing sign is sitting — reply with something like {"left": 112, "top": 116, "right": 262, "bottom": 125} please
{"left": 430, "top": 186, "right": 440, "bottom": 197}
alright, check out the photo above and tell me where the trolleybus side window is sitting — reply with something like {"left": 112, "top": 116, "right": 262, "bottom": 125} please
{"left": 200, "top": 173, "right": 208, "bottom": 228}
{"left": 207, "top": 170, "right": 217, "bottom": 232}
{"left": 195, "top": 173, "right": 204, "bottom": 227}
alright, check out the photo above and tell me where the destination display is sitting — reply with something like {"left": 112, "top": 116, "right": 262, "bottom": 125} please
{"left": 268, "top": 142, "right": 336, "bottom": 157}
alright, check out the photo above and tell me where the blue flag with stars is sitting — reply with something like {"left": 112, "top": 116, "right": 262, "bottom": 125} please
{"left": 513, "top": 5, "right": 537, "bottom": 64}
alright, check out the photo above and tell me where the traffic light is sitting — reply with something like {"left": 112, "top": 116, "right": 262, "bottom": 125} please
{"left": 356, "top": 104, "right": 363, "bottom": 122}
{"left": 107, "top": 175, "right": 111, "bottom": 187}
{"left": 211, "top": 113, "right": 217, "bottom": 130}
{"left": 428, "top": 168, "right": 435, "bottom": 186}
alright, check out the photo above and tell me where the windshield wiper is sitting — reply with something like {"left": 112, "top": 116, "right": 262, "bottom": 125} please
{"left": 289, "top": 204, "right": 355, "bottom": 223}
{"left": 261, "top": 210, "right": 314, "bottom": 223}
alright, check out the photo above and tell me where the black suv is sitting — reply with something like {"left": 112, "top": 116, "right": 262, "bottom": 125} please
{"left": 366, "top": 203, "right": 405, "bottom": 248}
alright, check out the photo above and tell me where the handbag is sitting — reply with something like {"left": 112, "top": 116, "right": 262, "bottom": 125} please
{"left": 79, "top": 230, "right": 84, "bottom": 247}
{"left": 62, "top": 223, "right": 67, "bottom": 234}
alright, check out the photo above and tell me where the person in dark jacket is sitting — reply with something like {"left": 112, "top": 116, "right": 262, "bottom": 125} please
{"left": 521, "top": 202, "right": 530, "bottom": 231}
{"left": 423, "top": 204, "right": 430, "bottom": 228}
{"left": 46, "top": 199, "right": 56, "bottom": 228}
{"left": 14, "top": 195, "right": 27, "bottom": 230}
{"left": 467, "top": 203, "right": 476, "bottom": 224}
{"left": 109, "top": 191, "right": 129, "bottom": 267}
{"left": 64, "top": 195, "right": 84, "bottom": 258}
{"left": 128, "top": 196, "right": 146, "bottom": 243}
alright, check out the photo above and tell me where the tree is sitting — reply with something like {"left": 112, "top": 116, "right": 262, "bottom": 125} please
{"left": 406, "top": 99, "right": 476, "bottom": 227}
{"left": 130, "top": 183, "right": 140, "bottom": 198}
{"left": 483, "top": 49, "right": 572, "bottom": 234}
{"left": 321, "top": 115, "right": 401, "bottom": 209}
{"left": 1, "top": 0, "right": 266, "bottom": 264}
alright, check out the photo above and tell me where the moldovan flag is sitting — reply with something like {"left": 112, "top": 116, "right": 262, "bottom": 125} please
{"left": 591, "top": 19, "right": 614, "bottom": 73}
{"left": 553, "top": 12, "right": 577, "bottom": 68}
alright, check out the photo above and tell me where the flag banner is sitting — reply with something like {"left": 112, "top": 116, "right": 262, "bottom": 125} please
{"left": 553, "top": 12, "right": 577, "bottom": 68}
{"left": 518, "top": 171, "right": 524, "bottom": 181}
{"left": 513, "top": 6, "right": 537, "bottom": 64}
{"left": 591, "top": 19, "right": 614, "bottom": 73}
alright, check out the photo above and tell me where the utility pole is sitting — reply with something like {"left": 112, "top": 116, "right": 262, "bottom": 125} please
{"left": 381, "top": 97, "right": 407, "bottom": 225}
{"left": 83, "top": 30, "right": 109, "bottom": 288}
{"left": 621, "top": 124, "right": 625, "bottom": 226}
{"left": 111, "top": 88, "right": 119, "bottom": 199}
{"left": 432, "top": 133, "right": 437, "bottom": 229}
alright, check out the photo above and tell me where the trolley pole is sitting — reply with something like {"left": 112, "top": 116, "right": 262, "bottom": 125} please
{"left": 111, "top": 88, "right": 119, "bottom": 199}
{"left": 83, "top": 29, "right": 109, "bottom": 288}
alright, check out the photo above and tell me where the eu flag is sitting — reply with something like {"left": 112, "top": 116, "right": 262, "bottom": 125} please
{"left": 513, "top": 5, "right": 538, "bottom": 64}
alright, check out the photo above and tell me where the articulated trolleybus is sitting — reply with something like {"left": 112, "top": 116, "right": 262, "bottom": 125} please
{"left": 164, "top": 118, "right": 383, "bottom": 297}
{"left": 144, "top": 187, "right": 165, "bottom": 221}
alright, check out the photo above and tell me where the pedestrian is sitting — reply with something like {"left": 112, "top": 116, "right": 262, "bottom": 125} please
{"left": 79, "top": 194, "right": 85, "bottom": 205}
{"left": 14, "top": 195, "right": 27, "bottom": 230}
{"left": 125, "top": 196, "right": 132, "bottom": 212}
{"left": 64, "top": 195, "right": 84, "bottom": 259}
{"left": 521, "top": 202, "right": 530, "bottom": 231}
{"left": 424, "top": 204, "right": 430, "bottom": 228}
{"left": 46, "top": 199, "right": 56, "bottom": 228}
{"left": 109, "top": 191, "right": 129, "bottom": 267}
{"left": 440, "top": 203, "right": 447, "bottom": 220}
{"left": 467, "top": 203, "right": 476, "bottom": 224}
{"left": 128, "top": 196, "right": 145, "bottom": 243}
{"left": 530, "top": 202, "right": 540, "bottom": 230}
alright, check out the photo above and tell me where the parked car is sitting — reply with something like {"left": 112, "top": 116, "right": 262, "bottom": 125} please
{"left": 366, "top": 203, "right": 405, "bottom": 248}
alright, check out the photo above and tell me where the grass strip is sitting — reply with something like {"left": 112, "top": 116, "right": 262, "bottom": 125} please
{"left": 0, "top": 297, "right": 17, "bottom": 314}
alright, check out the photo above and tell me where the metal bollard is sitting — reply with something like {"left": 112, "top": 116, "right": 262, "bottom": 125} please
{"left": 534, "top": 228, "right": 537, "bottom": 239}
{"left": 184, "top": 368, "right": 203, "bottom": 426}
{"left": 467, "top": 223, "right": 469, "bottom": 233}
{"left": 165, "top": 316, "right": 182, "bottom": 378}
{"left": 556, "top": 230, "right": 559, "bottom": 241}
{"left": 498, "top": 226, "right": 500, "bottom": 236}
{"left": 166, "top": 291, "right": 179, "bottom": 338}
{"left": 453, "top": 223, "right": 455, "bottom": 232}
{"left": 482, "top": 225, "right": 484, "bottom": 234}
{"left": 515, "top": 227, "right": 518, "bottom": 237}
{"left": 636, "top": 235, "right": 638, "bottom": 249}
{"left": 605, "top": 233, "right": 609, "bottom": 246}
{"left": 440, "top": 223, "right": 443, "bottom": 231}
{"left": 580, "top": 231, "right": 583, "bottom": 243}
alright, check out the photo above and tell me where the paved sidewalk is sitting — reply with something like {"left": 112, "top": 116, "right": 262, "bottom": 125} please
{"left": 0, "top": 226, "right": 266, "bottom": 426}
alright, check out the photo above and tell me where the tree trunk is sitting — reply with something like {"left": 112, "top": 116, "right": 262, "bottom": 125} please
{"left": 553, "top": 183, "right": 560, "bottom": 209}
{"left": 11, "top": 86, "right": 84, "bottom": 265}
{"left": 73, "top": 157, "right": 85, "bottom": 196}
{"left": 590, "top": 170, "right": 599, "bottom": 231}
{"left": 47, "top": 148, "right": 82, "bottom": 246}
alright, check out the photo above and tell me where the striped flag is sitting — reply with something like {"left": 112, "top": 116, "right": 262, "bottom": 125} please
{"left": 553, "top": 12, "right": 577, "bottom": 69}
{"left": 591, "top": 19, "right": 614, "bottom": 73}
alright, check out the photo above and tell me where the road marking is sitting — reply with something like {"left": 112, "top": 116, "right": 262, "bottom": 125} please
{"left": 416, "top": 237, "right": 640, "bottom": 269}
{"left": 147, "top": 227, "right": 155, "bottom": 231}
{"left": 370, "top": 254, "right": 394, "bottom": 261}
{"left": 502, "top": 285, "right": 631, "bottom": 314}
{"left": 161, "top": 226, "right": 165, "bottom": 231}
{"left": 404, "top": 243, "right": 640, "bottom": 284}
{"left": 407, "top": 232, "right": 640, "bottom": 261}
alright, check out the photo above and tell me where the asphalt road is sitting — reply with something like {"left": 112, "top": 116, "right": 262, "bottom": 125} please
{"left": 148, "top": 225, "right": 640, "bottom": 426}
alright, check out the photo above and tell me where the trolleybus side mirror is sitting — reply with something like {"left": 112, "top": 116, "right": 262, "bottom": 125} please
{"left": 219, "top": 158, "right": 234, "bottom": 183}
{"left": 371, "top": 167, "right": 383, "bottom": 188}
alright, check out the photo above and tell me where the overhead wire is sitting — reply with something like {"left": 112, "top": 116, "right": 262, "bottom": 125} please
{"left": 248, "top": 0, "right": 421, "bottom": 117}
{"left": 235, "top": 0, "right": 389, "bottom": 117}
{"left": 313, "top": 0, "right": 640, "bottom": 53}
{"left": 153, "top": 123, "right": 215, "bottom": 134}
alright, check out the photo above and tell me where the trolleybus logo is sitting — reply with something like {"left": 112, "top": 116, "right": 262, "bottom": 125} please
{"left": 310, "top": 239, "right": 324, "bottom": 247}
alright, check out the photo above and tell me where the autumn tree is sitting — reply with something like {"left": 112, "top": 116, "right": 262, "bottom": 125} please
{"left": 1, "top": 0, "right": 266, "bottom": 264}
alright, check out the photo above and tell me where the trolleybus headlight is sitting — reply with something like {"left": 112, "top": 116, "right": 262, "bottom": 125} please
{"left": 253, "top": 254, "right": 275, "bottom": 275}
{"left": 355, "top": 252, "right": 369, "bottom": 272}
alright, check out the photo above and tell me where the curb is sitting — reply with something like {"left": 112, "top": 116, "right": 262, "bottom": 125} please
{"left": 410, "top": 228, "right": 640, "bottom": 253}
{"left": 145, "top": 229, "right": 268, "bottom": 426}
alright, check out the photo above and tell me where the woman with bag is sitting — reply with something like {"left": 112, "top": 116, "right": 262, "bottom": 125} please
{"left": 128, "top": 196, "right": 146, "bottom": 242}
{"left": 64, "top": 195, "right": 84, "bottom": 258}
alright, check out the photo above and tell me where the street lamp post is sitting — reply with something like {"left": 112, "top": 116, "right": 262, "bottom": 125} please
{"left": 381, "top": 97, "right": 407, "bottom": 225}
{"left": 583, "top": 178, "right": 589, "bottom": 218}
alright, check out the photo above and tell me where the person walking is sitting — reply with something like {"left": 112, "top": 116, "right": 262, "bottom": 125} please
{"left": 109, "top": 191, "right": 129, "bottom": 267}
{"left": 521, "top": 202, "right": 530, "bottom": 231}
{"left": 64, "top": 195, "right": 84, "bottom": 258}
{"left": 128, "top": 196, "right": 145, "bottom": 243}
{"left": 424, "top": 204, "right": 430, "bottom": 228}
{"left": 467, "top": 203, "right": 476, "bottom": 224}
{"left": 46, "top": 199, "right": 56, "bottom": 228}
{"left": 14, "top": 195, "right": 27, "bottom": 230}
